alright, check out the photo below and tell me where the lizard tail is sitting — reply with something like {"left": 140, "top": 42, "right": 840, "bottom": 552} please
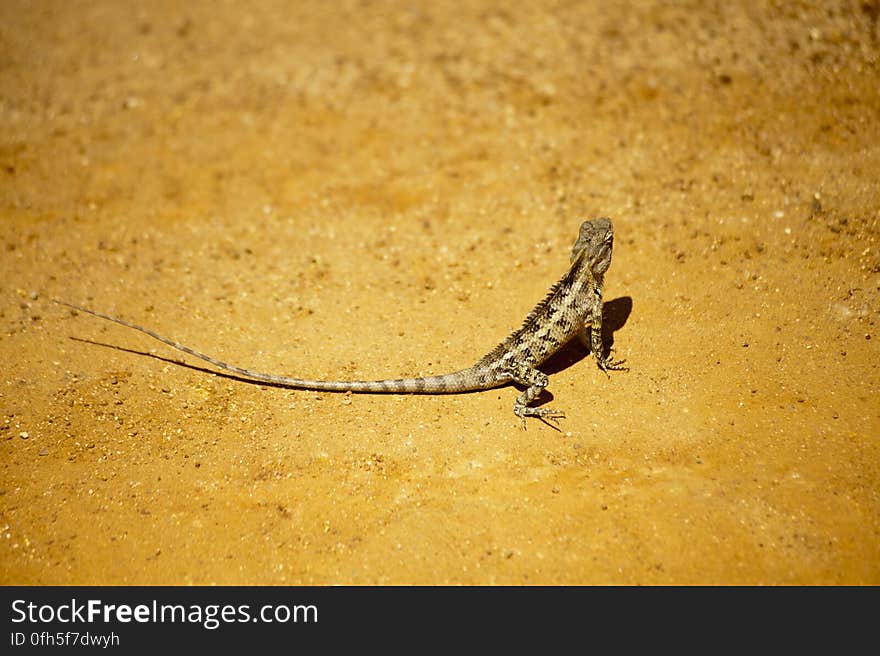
{"left": 54, "top": 300, "right": 503, "bottom": 394}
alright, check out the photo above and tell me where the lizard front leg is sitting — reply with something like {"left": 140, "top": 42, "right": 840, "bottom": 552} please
{"left": 507, "top": 363, "right": 565, "bottom": 430}
{"left": 581, "top": 292, "right": 627, "bottom": 374}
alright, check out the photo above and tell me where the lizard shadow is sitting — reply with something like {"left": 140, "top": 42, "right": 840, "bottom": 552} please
{"left": 67, "top": 336, "right": 295, "bottom": 389}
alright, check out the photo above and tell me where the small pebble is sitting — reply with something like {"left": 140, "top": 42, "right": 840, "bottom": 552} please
{"left": 19, "top": 431, "right": 29, "bottom": 439}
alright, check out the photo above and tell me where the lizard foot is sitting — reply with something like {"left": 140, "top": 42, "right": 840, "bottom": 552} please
{"left": 515, "top": 406, "right": 566, "bottom": 431}
{"left": 597, "top": 351, "right": 628, "bottom": 376}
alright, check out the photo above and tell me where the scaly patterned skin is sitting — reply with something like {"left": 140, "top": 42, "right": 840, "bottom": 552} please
{"left": 55, "top": 218, "right": 626, "bottom": 428}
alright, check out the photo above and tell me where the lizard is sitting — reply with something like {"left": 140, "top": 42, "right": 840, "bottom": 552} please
{"left": 54, "top": 218, "right": 626, "bottom": 428}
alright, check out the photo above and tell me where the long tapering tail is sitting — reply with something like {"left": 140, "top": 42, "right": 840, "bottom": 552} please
{"left": 54, "top": 300, "right": 503, "bottom": 394}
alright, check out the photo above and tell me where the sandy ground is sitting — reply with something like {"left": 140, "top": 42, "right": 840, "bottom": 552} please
{"left": 1, "top": 1, "right": 878, "bottom": 585}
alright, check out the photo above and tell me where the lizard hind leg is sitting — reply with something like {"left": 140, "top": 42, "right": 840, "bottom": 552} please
{"left": 507, "top": 364, "right": 565, "bottom": 430}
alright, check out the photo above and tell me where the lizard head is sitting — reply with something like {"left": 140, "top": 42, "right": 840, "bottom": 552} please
{"left": 570, "top": 217, "right": 614, "bottom": 275}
